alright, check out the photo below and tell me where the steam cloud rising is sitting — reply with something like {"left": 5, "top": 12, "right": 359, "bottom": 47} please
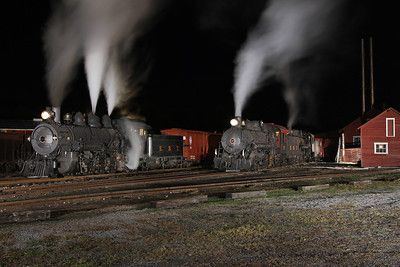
{"left": 44, "top": 0, "right": 155, "bottom": 115}
{"left": 233, "top": 0, "right": 343, "bottom": 128}
{"left": 119, "top": 119, "right": 147, "bottom": 170}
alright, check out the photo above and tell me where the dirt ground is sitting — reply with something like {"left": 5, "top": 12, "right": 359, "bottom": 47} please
{"left": 1, "top": 180, "right": 400, "bottom": 266}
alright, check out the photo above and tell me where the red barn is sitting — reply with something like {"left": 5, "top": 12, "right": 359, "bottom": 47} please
{"left": 338, "top": 108, "right": 381, "bottom": 163}
{"left": 359, "top": 108, "right": 400, "bottom": 167}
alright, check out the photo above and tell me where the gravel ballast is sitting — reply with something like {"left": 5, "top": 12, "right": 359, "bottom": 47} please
{"left": 1, "top": 181, "right": 400, "bottom": 266}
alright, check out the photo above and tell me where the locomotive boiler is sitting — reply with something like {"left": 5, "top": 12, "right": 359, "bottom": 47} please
{"left": 214, "top": 117, "right": 315, "bottom": 171}
{"left": 22, "top": 110, "right": 126, "bottom": 177}
{"left": 22, "top": 108, "right": 185, "bottom": 177}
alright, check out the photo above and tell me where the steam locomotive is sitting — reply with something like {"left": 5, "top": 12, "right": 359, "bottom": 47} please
{"left": 22, "top": 108, "right": 185, "bottom": 177}
{"left": 214, "top": 117, "right": 315, "bottom": 171}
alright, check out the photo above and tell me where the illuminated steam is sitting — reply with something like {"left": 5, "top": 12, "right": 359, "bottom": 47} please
{"left": 103, "top": 56, "right": 126, "bottom": 116}
{"left": 233, "top": 0, "right": 343, "bottom": 128}
{"left": 44, "top": 0, "right": 155, "bottom": 114}
{"left": 119, "top": 119, "right": 147, "bottom": 170}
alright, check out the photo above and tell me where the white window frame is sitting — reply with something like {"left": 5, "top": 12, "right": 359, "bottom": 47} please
{"left": 353, "top": 136, "right": 360, "bottom": 145}
{"left": 374, "top": 142, "right": 388, "bottom": 154}
{"left": 386, "top": 118, "right": 395, "bottom": 137}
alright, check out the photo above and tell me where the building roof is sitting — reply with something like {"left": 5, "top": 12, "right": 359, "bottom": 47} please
{"left": 161, "top": 128, "right": 221, "bottom": 135}
{"left": 359, "top": 107, "right": 400, "bottom": 130}
{"left": 340, "top": 107, "right": 383, "bottom": 132}
{"left": 0, "top": 120, "right": 40, "bottom": 130}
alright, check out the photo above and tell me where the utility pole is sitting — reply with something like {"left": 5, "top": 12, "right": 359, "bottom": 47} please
{"left": 361, "top": 38, "right": 366, "bottom": 115}
{"left": 369, "top": 37, "right": 375, "bottom": 109}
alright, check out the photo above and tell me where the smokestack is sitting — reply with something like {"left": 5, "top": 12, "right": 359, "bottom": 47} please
{"left": 52, "top": 106, "right": 61, "bottom": 123}
{"left": 369, "top": 37, "right": 375, "bottom": 109}
{"left": 361, "top": 38, "right": 366, "bottom": 115}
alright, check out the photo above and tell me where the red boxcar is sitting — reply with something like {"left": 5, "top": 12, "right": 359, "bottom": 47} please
{"left": 161, "top": 129, "right": 222, "bottom": 165}
{"left": 0, "top": 120, "right": 38, "bottom": 174}
{"left": 314, "top": 132, "right": 339, "bottom": 162}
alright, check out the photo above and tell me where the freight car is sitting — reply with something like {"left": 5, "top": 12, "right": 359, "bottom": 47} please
{"left": 214, "top": 117, "right": 315, "bottom": 171}
{"left": 0, "top": 120, "right": 39, "bottom": 175}
{"left": 161, "top": 128, "right": 222, "bottom": 166}
{"left": 22, "top": 109, "right": 186, "bottom": 177}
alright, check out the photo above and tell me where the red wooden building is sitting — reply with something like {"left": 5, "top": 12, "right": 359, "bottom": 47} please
{"left": 359, "top": 108, "right": 400, "bottom": 167}
{"left": 338, "top": 108, "right": 381, "bottom": 163}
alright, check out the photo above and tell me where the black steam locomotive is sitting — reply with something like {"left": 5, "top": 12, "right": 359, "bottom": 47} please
{"left": 22, "top": 109, "right": 185, "bottom": 177}
{"left": 214, "top": 117, "right": 315, "bottom": 171}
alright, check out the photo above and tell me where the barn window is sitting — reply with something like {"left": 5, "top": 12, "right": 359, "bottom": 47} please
{"left": 386, "top": 118, "right": 395, "bottom": 137}
{"left": 374, "top": 142, "right": 388, "bottom": 154}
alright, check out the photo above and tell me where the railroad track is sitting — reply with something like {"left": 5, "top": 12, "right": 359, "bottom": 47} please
{"left": 0, "top": 166, "right": 369, "bottom": 202}
{"left": 1, "top": 166, "right": 399, "bottom": 223}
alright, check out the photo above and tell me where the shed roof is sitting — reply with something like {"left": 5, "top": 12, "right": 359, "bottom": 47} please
{"left": 0, "top": 120, "right": 39, "bottom": 130}
{"left": 358, "top": 107, "right": 400, "bottom": 130}
{"left": 340, "top": 107, "right": 382, "bottom": 132}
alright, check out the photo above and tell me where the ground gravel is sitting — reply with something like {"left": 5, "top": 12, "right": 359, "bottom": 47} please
{"left": 1, "top": 181, "right": 400, "bottom": 266}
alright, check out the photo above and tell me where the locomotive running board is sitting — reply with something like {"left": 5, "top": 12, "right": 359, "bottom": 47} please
{"left": 225, "top": 169, "right": 240, "bottom": 173}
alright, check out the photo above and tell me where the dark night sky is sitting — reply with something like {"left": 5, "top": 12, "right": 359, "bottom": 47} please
{"left": 1, "top": 0, "right": 399, "bottom": 133}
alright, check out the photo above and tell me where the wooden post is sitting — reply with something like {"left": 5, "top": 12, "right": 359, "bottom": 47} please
{"left": 369, "top": 37, "right": 375, "bottom": 108}
{"left": 361, "top": 39, "right": 366, "bottom": 115}
{"left": 341, "top": 133, "right": 345, "bottom": 161}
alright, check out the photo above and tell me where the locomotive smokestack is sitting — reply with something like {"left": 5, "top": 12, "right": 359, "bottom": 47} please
{"left": 52, "top": 107, "right": 61, "bottom": 123}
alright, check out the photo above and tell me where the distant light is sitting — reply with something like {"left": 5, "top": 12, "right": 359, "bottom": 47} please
{"left": 41, "top": 111, "right": 52, "bottom": 120}
{"left": 230, "top": 118, "right": 239, "bottom": 127}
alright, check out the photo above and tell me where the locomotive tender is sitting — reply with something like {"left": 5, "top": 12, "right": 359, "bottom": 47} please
{"left": 214, "top": 117, "right": 315, "bottom": 171}
{"left": 22, "top": 109, "right": 185, "bottom": 177}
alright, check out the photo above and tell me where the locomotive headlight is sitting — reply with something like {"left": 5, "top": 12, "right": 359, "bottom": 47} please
{"left": 41, "top": 110, "right": 51, "bottom": 120}
{"left": 41, "top": 110, "right": 55, "bottom": 121}
{"left": 230, "top": 118, "right": 239, "bottom": 127}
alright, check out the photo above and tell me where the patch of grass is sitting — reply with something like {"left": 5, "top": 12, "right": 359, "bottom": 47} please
{"left": 265, "top": 188, "right": 298, "bottom": 198}
{"left": 214, "top": 224, "right": 271, "bottom": 239}
{"left": 205, "top": 197, "right": 235, "bottom": 206}
{"left": 0, "top": 234, "right": 129, "bottom": 267}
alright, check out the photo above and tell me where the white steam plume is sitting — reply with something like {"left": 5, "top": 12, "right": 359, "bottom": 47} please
{"left": 119, "top": 119, "right": 148, "bottom": 170}
{"left": 104, "top": 56, "right": 125, "bottom": 116}
{"left": 233, "top": 0, "right": 343, "bottom": 127}
{"left": 84, "top": 41, "right": 109, "bottom": 113}
{"left": 43, "top": 1, "right": 82, "bottom": 108}
{"left": 44, "top": 0, "right": 155, "bottom": 114}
